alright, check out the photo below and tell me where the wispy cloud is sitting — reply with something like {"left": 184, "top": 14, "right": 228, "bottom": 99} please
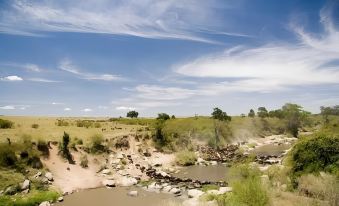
{"left": 24, "top": 63, "right": 43, "bottom": 72}
{"left": 51, "top": 102, "right": 64, "bottom": 105}
{"left": 0, "top": 75, "right": 23, "bottom": 81}
{"left": 174, "top": 10, "right": 339, "bottom": 94}
{"left": 0, "top": 105, "right": 15, "bottom": 110}
{"left": 0, "top": 62, "right": 45, "bottom": 72}
{"left": 64, "top": 107, "right": 71, "bottom": 111}
{"left": 28, "top": 78, "right": 60, "bottom": 83}
{"left": 116, "top": 106, "right": 136, "bottom": 111}
{"left": 59, "top": 59, "right": 122, "bottom": 81}
{"left": 0, "top": 0, "right": 246, "bottom": 43}
{"left": 0, "top": 105, "right": 30, "bottom": 110}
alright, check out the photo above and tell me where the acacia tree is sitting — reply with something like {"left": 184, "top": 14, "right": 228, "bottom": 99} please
{"left": 248, "top": 109, "right": 255, "bottom": 118}
{"left": 211, "top": 108, "right": 231, "bottom": 149}
{"left": 282, "top": 103, "right": 310, "bottom": 137}
{"left": 127, "top": 110, "right": 139, "bottom": 118}
{"left": 157, "top": 113, "right": 170, "bottom": 121}
{"left": 257, "top": 107, "right": 268, "bottom": 118}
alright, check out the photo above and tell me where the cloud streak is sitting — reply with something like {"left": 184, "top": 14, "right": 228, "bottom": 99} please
{"left": 59, "top": 59, "right": 122, "bottom": 81}
{"left": 1, "top": 75, "right": 23, "bottom": 81}
{"left": 0, "top": 0, "right": 242, "bottom": 43}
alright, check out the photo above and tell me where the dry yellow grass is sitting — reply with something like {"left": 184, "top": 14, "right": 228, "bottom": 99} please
{"left": 0, "top": 116, "right": 145, "bottom": 143}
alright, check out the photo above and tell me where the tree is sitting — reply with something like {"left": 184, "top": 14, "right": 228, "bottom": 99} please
{"left": 171, "top": 115, "right": 176, "bottom": 119}
{"left": 127, "top": 110, "right": 139, "bottom": 118}
{"left": 268, "top": 109, "right": 284, "bottom": 119}
{"left": 257, "top": 107, "right": 268, "bottom": 118}
{"left": 281, "top": 103, "right": 309, "bottom": 137}
{"left": 320, "top": 105, "right": 339, "bottom": 124}
{"left": 211, "top": 108, "right": 231, "bottom": 149}
{"left": 211, "top": 107, "right": 231, "bottom": 121}
{"left": 157, "top": 113, "right": 170, "bottom": 121}
{"left": 248, "top": 109, "right": 255, "bottom": 118}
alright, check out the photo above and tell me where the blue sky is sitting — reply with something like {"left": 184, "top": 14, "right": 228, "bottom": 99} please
{"left": 0, "top": 0, "right": 338, "bottom": 117}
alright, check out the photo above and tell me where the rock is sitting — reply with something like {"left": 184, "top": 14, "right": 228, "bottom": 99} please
{"left": 21, "top": 179, "right": 30, "bottom": 190}
{"left": 187, "top": 189, "right": 204, "bottom": 198}
{"left": 45, "top": 172, "right": 53, "bottom": 181}
{"left": 197, "top": 158, "right": 205, "bottom": 163}
{"left": 118, "top": 177, "right": 138, "bottom": 187}
{"left": 169, "top": 187, "right": 181, "bottom": 194}
{"left": 127, "top": 190, "right": 138, "bottom": 197}
{"left": 102, "top": 169, "right": 111, "bottom": 175}
{"left": 41, "top": 177, "right": 49, "bottom": 184}
{"left": 210, "top": 161, "right": 217, "bottom": 166}
{"left": 34, "top": 171, "right": 42, "bottom": 178}
{"left": 4, "top": 186, "right": 17, "bottom": 195}
{"left": 39, "top": 201, "right": 51, "bottom": 206}
{"left": 102, "top": 180, "right": 116, "bottom": 187}
{"left": 57, "top": 196, "right": 64, "bottom": 202}
{"left": 116, "top": 154, "right": 124, "bottom": 159}
{"left": 22, "top": 189, "right": 29, "bottom": 194}
{"left": 162, "top": 185, "right": 172, "bottom": 193}
{"left": 168, "top": 168, "right": 175, "bottom": 173}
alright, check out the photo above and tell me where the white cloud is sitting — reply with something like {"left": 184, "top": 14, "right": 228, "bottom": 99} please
{"left": 82, "top": 108, "right": 92, "bottom": 112}
{"left": 52, "top": 102, "right": 64, "bottom": 105}
{"left": 24, "top": 64, "right": 42, "bottom": 72}
{"left": 0, "top": 105, "right": 15, "bottom": 110}
{"left": 116, "top": 106, "right": 136, "bottom": 111}
{"left": 64, "top": 107, "right": 71, "bottom": 111}
{"left": 59, "top": 59, "right": 122, "bottom": 81}
{"left": 174, "top": 11, "right": 339, "bottom": 94}
{"left": 135, "top": 84, "right": 195, "bottom": 100}
{"left": 0, "top": 0, "right": 243, "bottom": 43}
{"left": 98, "top": 106, "right": 108, "bottom": 110}
{"left": 1, "top": 75, "right": 23, "bottom": 81}
{"left": 28, "top": 78, "right": 60, "bottom": 83}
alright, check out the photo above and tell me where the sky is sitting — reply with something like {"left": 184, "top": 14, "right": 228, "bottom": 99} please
{"left": 0, "top": 0, "right": 338, "bottom": 117}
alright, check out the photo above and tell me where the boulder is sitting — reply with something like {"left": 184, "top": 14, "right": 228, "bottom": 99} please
{"left": 21, "top": 179, "right": 30, "bottom": 190}
{"left": 39, "top": 201, "right": 51, "bottom": 206}
{"left": 187, "top": 189, "right": 204, "bottom": 198}
{"left": 102, "top": 180, "right": 116, "bottom": 187}
{"left": 210, "top": 161, "right": 218, "bottom": 166}
{"left": 118, "top": 177, "right": 138, "bottom": 187}
{"left": 219, "top": 187, "right": 232, "bottom": 193}
{"left": 45, "top": 172, "right": 53, "bottom": 181}
{"left": 57, "top": 196, "right": 64, "bottom": 202}
{"left": 127, "top": 190, "right": 138, "bottom": 197}
{"left": 169, "top": 187, "right": 181, "bottom": 194}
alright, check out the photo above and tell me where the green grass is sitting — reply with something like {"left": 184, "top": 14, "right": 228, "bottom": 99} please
{"left": 175, "top": 150, "right": 197, "bottom": 166}
{"left": 0, "top": 190, "right": 60, "bottom": 206}
{"left": 201, "top": 184, "right": 220, "bottom": 192}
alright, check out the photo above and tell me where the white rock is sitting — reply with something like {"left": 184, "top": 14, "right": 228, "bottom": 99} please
{"left": 187, "top": 189, "right": 204, "bottom": 198}
{"left": 127, "top": 190, "right": 138, "bottom": 197}
{"left": 197, "top": 158, "right": 205, "bottom": 163}
{"left": 21, "top": 179, "right": 30, "bottom": 190}
{"left": 102, "top": 169, "right": 111, "bottom": 175}
{"left": 116, "top": 154, "right": 124, "bottom": 159}
{"left": 162, "top": 185, "right": 172, "bottom": 193}
{"left": 118, "top": 177, "right": 138, "bottom": 187}
{"left": 39, "top": 201, "right": 50, "bottom": 206}
{"left": 57, "top": 196, "right": 64, "bottom": 202}
{"left": 44, "top": 172, "right": 53, "bottom": 181}
{"left": 169, "top": 187, "right": 181, "bottom": 194}
{"left": 102, "top": 179, "right": 116, "bottom": 187}
{"left": 210, "top": 161, "right": 218, "bottom": 166}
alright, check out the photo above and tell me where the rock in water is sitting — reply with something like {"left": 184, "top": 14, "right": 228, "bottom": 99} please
{"left": 127, "top": 190, "right": 138, "bottom": 197}
{"left": 57, "top": 196, "right": 64, "bottom": 202}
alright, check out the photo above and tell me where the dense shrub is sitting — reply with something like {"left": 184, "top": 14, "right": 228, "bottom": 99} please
{"left": 0, "top": 119, "right": 14, "bottom": 129}
{"left": 0, "top": 146, "right": 17, "bottom": 167}
{"left": 56, "top": 119, "right": 69, "bottom": 126}
{"left": 90, "top": 134, "right": 106, "bottom": 153}
{"left": 290, "top": 134, "right": 339, "bottom": 179}
{"left": 76, "top": 120, "right": 93, "bottom": 128}
{"left": 37, "top": 140, "right": 49, "bottom": 157}
{"left": 59, "top": 132, "right": 74, "bottom": 163}
{"left": 222, "top": 164, "right": 269, "bottom": 206}
{"left": 175, "top": 150, "right": 197, "bottom": 166}
{"left": 31, "top": 124, "right": 39, "bottom": 129}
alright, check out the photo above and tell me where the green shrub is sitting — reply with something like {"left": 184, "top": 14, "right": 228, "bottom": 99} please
{"left": 31, "top": 124, "right": 39, "bottom": 129}
{"left": 0, "top": 146, "right": 17, "bottom": 167}
{"left": 297, "top": 173, "right": 339, "bottom": 206}
{"left": 0, "top": 190, "right": 60, "bottom": 206}
{"left": 56, "top": 119, "right": 69, "bottom": 126}
{"left": 94, "top": 122, "right": 101, "bottom": 128}
{"left": 175, "top": 150, "right": 197, "bottom": 166}
{"left": 0, "top": 119, "right": 14, "bottom": 129}
{"left": 201, "top": 184, "right": 220, "bottom": 192}
{"left": 290, "top": 134, "right": 339, "bottom": 180}
{"left": 90, "top": 134, "right": 106, "bottom": 153}
{"left": 220, "top": 164, "right": 269, "bottom": 206}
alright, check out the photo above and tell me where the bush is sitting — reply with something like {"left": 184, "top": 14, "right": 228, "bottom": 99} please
{"left": 0, "top": 119, "right": 14, "bottom": 129}
{"left": 31, "top": 124, "right": 39, "bottom": 129}
{"left": 90, "top": 134, "right": 106, "bottom": 153}
{"left": 94, "top": 122, "right": 101, "bottom": 128}
{"left": 56, "top": 119, "right": 69, "bottom": 126}
{"left": 80, "top": 155, "right": 89, "bottom": 168}
{"left": 290, "top": 134, "right": 339, "bottom": 179}
{"left": 175, "top": 150, "right": 197, "bottom": 166}
{"left": 297, "top": 173, "right": 339, "bottom": 206}
{"left": 37, "top": 140, "right": 49, "bottom": 157}
{"left": 0, "top": 146, "right": 17, "bottom": 167}
{"left": 59, "top": 132, "right": 73, "bottom": 163}
{"left": 222, "top": 164, "right": 269, "bottom": 206}
{"left": 0, "top": 190, "right": 60, "bottom": 206}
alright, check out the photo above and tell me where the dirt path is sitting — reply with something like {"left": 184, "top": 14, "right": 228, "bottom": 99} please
{"left": 42, "top": 145, "right": 103, "bottom": 194}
